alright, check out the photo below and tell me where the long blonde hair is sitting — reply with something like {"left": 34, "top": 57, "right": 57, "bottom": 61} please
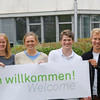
{"left": 0, "top": 33, "right": 11, "bottom": 59}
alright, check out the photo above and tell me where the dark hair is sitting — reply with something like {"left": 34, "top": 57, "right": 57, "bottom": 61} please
{"left": 60, "top": 29, "right": 74, "bottom": 40}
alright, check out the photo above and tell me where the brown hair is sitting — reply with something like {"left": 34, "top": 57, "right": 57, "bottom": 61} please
{"left": 23, "top": 32, "right": 39, "bottom": 44}
{"left": 60, "top": 29, "right": 74, "bottom": 40}
{"left": 0, "top": 33, "right": 11, "bottom": 59}
{"left": 91, "top": 28, "right": 100, "bottom": 37}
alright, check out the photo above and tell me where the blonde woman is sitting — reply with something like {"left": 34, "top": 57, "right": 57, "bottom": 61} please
{"left": 15, "top": 32, "right": 48, "bottom": 64}
{"left": 0, "top": 33, "right": 14, "bottom": 67}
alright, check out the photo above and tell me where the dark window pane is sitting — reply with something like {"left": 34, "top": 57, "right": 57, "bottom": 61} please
{"left": 77, "top": 15, "right": 80, "bottom": 38}
{"left": 58, "top": 15, "right": 71, "bottom": 22}
{"left": 30, "top": 25, "right": 41, "bottom": 42}
{"left": 44, "top": 16, "right": 56, "bottom": 42}
{"left": 59, "top": 24, "right": 71, "bottom": 33}
{"left": 16, "top": 17, "right": 26, "bottom": 44}
{"left": 91, "top": 23, "right": 99, "bottom": 29}
{"left": 91, "top": 15, "right": 99, "bottom": 21}
{"left": 81, "top": 16, "right": 90, "bottom": 38}
{"left": 59, "top": 24, "right": 72, "bottom": 40}
{"left": 29, "top": 17, "right": 41, "bottom": 23}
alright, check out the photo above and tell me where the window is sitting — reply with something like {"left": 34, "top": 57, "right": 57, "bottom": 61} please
{"left": 59, "top": 15, "right": 71, "bottom": 22}
{"left": 15, "top": 15, "right": 73, "bottom": 43}
{"left": 44, "top": 16, "right": 56, "bottom": 42}
{"left": 91, "top": 15, "right": 100, "bottom": 30}
{"left": 29, "top": 16, "right": 41, "bottom": 23}
{"left": 91, "top": 15, "right": 100, "bottom": 21}
{"left": 16, "top": 17, "right": 26, "bottom": 44}
{"left": 59, "top": 24, "right": 71, "bottom": 33}
{"left": 30, "top": 25, "right": 41, "bottom": 42}
{"left": 29, "top": 17, "right": 41, "bottom": 42}
{"left": 80, "top": 15, "right": 90, "bottom": 38}
{"left": 58, "top": 15, "right": 72, "bottom": 40}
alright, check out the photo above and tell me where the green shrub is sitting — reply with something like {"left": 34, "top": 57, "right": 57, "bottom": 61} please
{"left": 36, "top": 42, "right": 61, "bottom": 55}
{"left": 72, "top": 38, "right": 92, "bottom": 55}
{"left": 72, "top": 41, "right": 92, "bottom": 55}
{"left": 11, "top": 42, "right": 61, "bottom": 55}
{"left": 11, "top": 45, "right": 26, "bottom": 54}
{"left": 11, "top": 38, "right": 92, "bottom": 56}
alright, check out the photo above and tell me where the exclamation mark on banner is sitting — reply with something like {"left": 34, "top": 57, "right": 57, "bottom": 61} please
{"left": 73, "top": 70, "right": 75, "bottom": 80}
{"left": 0, "top": 78, "right": 2, "bottom": 84}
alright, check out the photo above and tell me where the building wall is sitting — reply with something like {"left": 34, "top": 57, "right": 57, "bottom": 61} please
{"left": 0, "top": 0, "right": 100, "bottom": 45}
{"left": 0, "top": 0, "right": 100, "bottom": 15}
{"left": 78, "top": 0, "right": 100, "bottom": 10}
{"left": 0, "top": 0, "right": 73, "bottom": 14}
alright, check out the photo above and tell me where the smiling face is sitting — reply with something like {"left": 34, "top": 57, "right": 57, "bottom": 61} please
{"left": 91, "top": 33, "right": 100, "bottom": 52}
{"left": 24, "top": 36, "right": 37, "bottom": 51}
{"left": 61, "top": 35, "right": 74, "bottom": 50}
{"left": 0, "top": 36, "right": 7, "bottom": 52}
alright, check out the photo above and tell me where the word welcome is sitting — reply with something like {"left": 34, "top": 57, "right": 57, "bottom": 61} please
{"left": 28, "top": 82, "right": 76, "bottom": 92}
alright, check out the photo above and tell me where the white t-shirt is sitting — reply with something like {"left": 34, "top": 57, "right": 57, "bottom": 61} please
{"left": 93, "top": 52, "right": 99, "bottom": 95}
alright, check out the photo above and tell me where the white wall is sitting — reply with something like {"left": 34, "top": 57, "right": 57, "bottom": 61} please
{"left": 0, "top": 0, "right": 74, "bottom": 14}
{"left": 28, "top": 0, "right": 57, "bottom": 12}
{"left": 78, "top": 0, "right": 100, "bottom": 10}
{"left": 0, "top": 0, "right": 100, "bottom": 14}
{"left": 0, "top": 0, "right": 28, "bottom": 13}
{"left": 57, "top": 0, "right": 73, "bottom": 10}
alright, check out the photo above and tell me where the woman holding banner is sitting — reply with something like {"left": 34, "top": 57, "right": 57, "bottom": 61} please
{"left": 0, "top": 33, "right": 15, "bottom": 67}
{"left": 15, "top": 32, "right": 48, "bottom": 64}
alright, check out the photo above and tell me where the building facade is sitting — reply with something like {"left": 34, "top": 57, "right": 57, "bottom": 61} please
{"left": 0, "top": 0, "right": 100, "bottom": 45}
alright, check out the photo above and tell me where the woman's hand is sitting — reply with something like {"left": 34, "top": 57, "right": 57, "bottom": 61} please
{"left": 38, "top": 61, "right": 45, "bottom": 64}
{"left": 80, "top": 96, "right": 91, "bottom": 100}
{"left": 0, "top": 62, "right": 5, "bottom": 67}
{"left": 88, "top": 59, "right": 97, "bottom": 68}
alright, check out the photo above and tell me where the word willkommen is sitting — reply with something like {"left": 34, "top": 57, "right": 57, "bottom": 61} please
{"left": 5, "top": 70, "right": 75, "bottom": 84}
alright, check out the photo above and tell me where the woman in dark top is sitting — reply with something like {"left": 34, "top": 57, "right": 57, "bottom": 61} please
{"left": 0, "top": 33, "right": 14, "bottom": 67}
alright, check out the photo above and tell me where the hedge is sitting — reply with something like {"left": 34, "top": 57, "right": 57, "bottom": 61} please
{"left": 11, "top": 38, "right": 92, "bottom": 56}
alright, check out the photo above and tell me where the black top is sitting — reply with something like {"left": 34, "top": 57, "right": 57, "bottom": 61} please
{"left": 0, "top": 55, "right": 15, "bottom": 65}
{"left": 81, "top": 48, "right": 100, "bottom": 98}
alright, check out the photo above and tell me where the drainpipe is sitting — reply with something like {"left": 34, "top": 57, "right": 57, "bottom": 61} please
{"left": 74, "top": 0, "right": 78, "bottom": 42}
